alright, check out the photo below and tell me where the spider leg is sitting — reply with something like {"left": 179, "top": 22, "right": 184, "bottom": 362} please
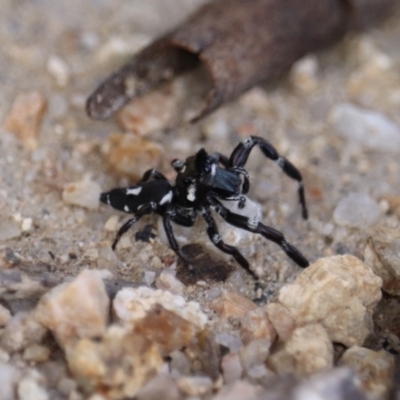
{"left": 137, "top": 168, "right": 168, "bottom": 183}
{"left": 210, "top": 197, "right": 309, "bottom": 268}
{"left": 211, "top": 152, "right": 230, "bottom": 168}
{"left": 162, "top": 209, "right": 192, "bottom": 266}
{"left": 201, "top": 207, "right": 258, "bottom": 279}
{"left": 111, "top": 203, "right": 156, "bottom": 250}
{"left": 229, "top": 135, "right": 308, "bottom": 219}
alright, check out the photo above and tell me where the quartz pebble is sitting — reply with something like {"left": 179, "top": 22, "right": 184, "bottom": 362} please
{"left": 333, "top": 193, "right": 381, "bottom": 229}
{"left": 1, "top": 312, "right": 47, "bottom": 353}
{"left": 290, "top": 55, "right": 319, "bottom": 93}
{"left": 265, "top": 303, "right": 295, "bottom": 343}
{"left": 293, "top": 367, "right": 366, "bottom": 400}
{"left": 210, "top": 290, "right": 257, "bottom": 319}
{"left": 364, "top": 228, "right": 400, "bottom": 295}
{"left": 117, "top": 89, "right": 178, "bottom": 136}
{"left": 285, "top": 324, "right": 333, "bottom": 378}
{"left": 0, "top": 304, "right": 11, "bottom": 327}
{"left": 278, "top": 255, "right": 382, "bottom": 347}
{"left": 221, "top": 353, "right": 243, "bottom": 384}
{"left": 46, "top": 55, "right": 70, "bottom": 87}
{"left": 329, "top": 103, "right": 400, "bottom": 152}
{"left": 22, "top": 344, "right": 51, "bottom": 363}
{"left": 339, "top": 346, "right": 395, "bottom": 399}
{"left": 268, "top": 324, "right": 333, "bottom": 378}
{"left": 65, "top": 326, "right": 163, "bottom": 399}
{"left": 155, "top": 269, "right": 185, "bottom": 295}
{"left": 212, "top": 380, "right": 261, "bottom": 400}
{"left": 101, "top": 133, "right": 162, "bottom": 180}
{"left": 62, "top": 179, "right": 102, "bottom": 210}
{"left": 18, "top": 371, "right": 49, "bottom": 400}
{"left": 3, "top": 90, "right": 47, "bottom": 149}
{"left": 136, "top": 373, "right": 180, "bottom": 400}
{"left": 35, "top": 269, "right": 109, "bottom": 347}
{"left": 239, "top": 339, "right": 271, "bottom": 372}
{"left": 0, "top": 362, "right": 21, "bottom": 400}
{"left": 215, "top": 333, "right": 243, "bottom": 353}
{"left": 240, "top": 305, "right": 276, "bottom": 345}
{"left": 176, "top": 376, "right": 213, "bottom": 397}
{"left": 113, "top": 287, "right": 207, "bottom": 353}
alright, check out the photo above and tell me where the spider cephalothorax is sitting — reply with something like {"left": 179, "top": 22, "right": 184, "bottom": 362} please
{"left": 100, "top": 136, "right": 309, "bottom": 280}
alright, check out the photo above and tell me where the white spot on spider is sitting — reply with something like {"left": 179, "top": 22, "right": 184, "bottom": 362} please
{"left": 187, "top": 184, "right": 196, "bottom": 202}
{"left": 213, "top": 234, "right": 221, "bottom": 243}
{"left": 124, "top": 205, "right": 130, "bottom": 212}
{"left": 247, "top": 214, "right": 260, "bottom": 230}
{"left": 159, "top": 191, "right": 173, "bottom": 205}
{"left": 242, "top": 137, "right": 253, "bottom": 148}
{"left": 181, "top": 165, "right": 186, "bottom": 173}
{"left": 211, "top": 164, "right": 216, "bottom": 176}
{"left": 126, "top": 187, "right": 142, "bottom": 195}
{"left": 276, "top": 157, "right": 285, "bottom": 167}
{"left": 106, "top": 194, "right": 111, "bottom": 205}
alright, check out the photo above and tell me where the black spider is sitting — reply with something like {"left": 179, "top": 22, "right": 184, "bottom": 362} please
{"left": 100, "top": 136, "right": 309, "bottom": 279}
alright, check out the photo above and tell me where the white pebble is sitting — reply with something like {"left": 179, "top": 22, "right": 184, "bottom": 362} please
{"left": 333, "top": 193, "right": 381, "bottom": 229}
{"left": 46, "top": 55, "right": 70, "bottom": 87}
{"left": 62, "top": 180, "right": 102, "bottom": 210}
{"left": 329, "top": 103, "right": 400, "bottom": 152}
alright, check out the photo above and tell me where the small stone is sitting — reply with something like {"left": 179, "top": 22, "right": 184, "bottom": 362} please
{"left": 0, "top": 304, "right": 11, "bottom": 327}
{"left": 293, "top": 367, "right": 366, "bottom": 400}
{"left": 65, "top": 326, "right": 163, "bottom": 399}
{"left": 329, "top": 103, "right": 400, "bottom": 152}
{"left": 35, "top": 269, "right": 109, "bottom": 347}
{"left": 1, "top": 312, "right": 47, "bottom": 353}
{"left": 285, "top": 324, "right": 333, "bottom": 378}
{"left": 22, "top": 344, "right": 51, "bottom": 363}
{"left": 169, "top": 350, "right": 191, "bottom": 377}
{"left": 144, "top": 270, "right": 156, "bottom": 287}
{"left": 0, "top": 362, "right": 21, "bottom": 400}
{"left": 239, "top": 339, "right": 271, "bottom": 372}
{"left": 57, "top": 377, "right": 77, "bottom": 397}
{"left": 212, "top": 380, "right": 261, "bottom": 400}
{"left": 176, "top": 376, "right": 213, "bottom": 397}
{"left": 117, "top": 89, "right": 177, "bottom": 136}
{"left": 215, "top": 333, "right": 243, "bottom": 353}
{"left": 0, "top": 217, "right": 21, "bottom": 241}
{"left": 96, "top": 34, "right": 150, "bottom": 64}
{"left": 210, "top": 290, "right": 257, "bottom": 319}
{"left": 364, "top": 228, "right": 400, "bottom": 296}
{"left": 240, "top": 305, "right": 276, "bottom": 345}
{"left": 339, "top": 346, "right": 395, "bottom": 399}
{"left": 62, "top": 180, "right": 102, "bottom": 210}
{"left": 21, "top": 218, "right": 33, "bottom": 232}
{"left": 155, "top": 269, "right": 185, "bottom": 295}
{"left": 136, "top": 373, "right": 180, "bottom": 400}
{"left": 290, "top": 55, "right": 319, "bottom": 93}
{"left": 101, "top": 133, "right": 162, "bottom": 180}
{"left": 381, "top": 194, "right": 400, "bottom": 218}
{"left": 278, "top": 255, "right": 382, "bottom": 347}
{"left": 46, "top": 54, "right": 70, "bottom": 87}
{"left": 18, "top": 372, "right": 49, "bottom": 400}
{"left": 265, "top": 303, "right": 295, "bottom": 343}
{"left": 333, "top": 193, "right": 381, "bottom": 229}
{"left": 104, "top": 215, "right": 120, "bottom": 232}
{"left": 113, "top": 287, "right": 207, "bottom": 354}
{"left": 221, "top": 353, "right": 243, "bottom": 384}
{"left": 3, "top": 91, "right": 47, "bottom": 150}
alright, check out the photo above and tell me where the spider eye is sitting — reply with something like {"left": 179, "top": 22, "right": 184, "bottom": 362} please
{"left": 184, "top": 177, "right": 192, "bottom": 185}
{"left": 203, "top": 164, "right": 211, "bottom": 174}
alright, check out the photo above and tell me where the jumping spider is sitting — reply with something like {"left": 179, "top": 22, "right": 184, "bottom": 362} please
{"left": 100, "top": 136, "right": 309, "bottom": 279}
